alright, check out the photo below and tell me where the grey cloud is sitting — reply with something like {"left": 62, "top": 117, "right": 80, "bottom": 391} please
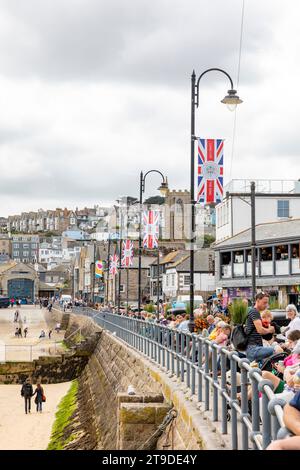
{"left": 0, "top": 0, "right": 280, "bottom": 88}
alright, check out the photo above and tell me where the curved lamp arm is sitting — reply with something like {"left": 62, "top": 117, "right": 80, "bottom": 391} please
{"left": 195, "top": 68, "right": 234, "bottom": 108}
{"left": 141, "top": 169, "right": 167, "bottom": 193}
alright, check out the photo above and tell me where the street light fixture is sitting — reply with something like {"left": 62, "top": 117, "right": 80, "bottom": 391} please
{"left": 189, "top": 68, "right": 242, "bottom": 333}
{"left": 221, "top": 89, "right": 243, "bottom": 111}
{"left": 138, "top": 170, "right": 168, "bottom": 316}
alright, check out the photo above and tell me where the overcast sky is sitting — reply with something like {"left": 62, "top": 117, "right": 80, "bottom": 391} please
{"left": 0, "top": 0, "right": 299, "bottom": 216}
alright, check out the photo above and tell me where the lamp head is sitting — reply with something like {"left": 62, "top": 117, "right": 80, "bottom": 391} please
{"left": 221, "top": 89, "right": 243, "bottom": 112}
{"left": 158, "top": 178, "right": 169, "bottom": 197}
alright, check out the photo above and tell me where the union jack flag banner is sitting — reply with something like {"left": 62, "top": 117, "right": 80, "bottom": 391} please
{"left": 121, "top": 239, "right": 134, "bottom": 267}
{"left": 197, "top": 138, "right": 224, "bottom": 204}
{"left": 143, "top": 210, "right": 160, "bottom": 249}
{"left": 109, "top": 253, "right": 119, "bottom": 276}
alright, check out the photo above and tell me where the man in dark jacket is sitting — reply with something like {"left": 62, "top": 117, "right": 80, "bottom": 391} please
{"left": 21, "top": 378, "right": 33, "bottom": 414}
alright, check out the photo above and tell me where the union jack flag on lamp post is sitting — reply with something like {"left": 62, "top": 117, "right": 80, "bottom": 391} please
{"left": 197, "top": 138, "right": 224, "bottom": 204}
{"left": 142, "top": 210, "right": 160, "bottom": 249}
{"left": 109, "top": 253, "right": 119, "bottom": 276}
{"left": 121, "top": 239, "right": 134, "bottom": 267}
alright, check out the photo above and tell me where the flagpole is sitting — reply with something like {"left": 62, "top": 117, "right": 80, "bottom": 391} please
{"left": 105, "top": 234, "right": 111, "bottom": 306}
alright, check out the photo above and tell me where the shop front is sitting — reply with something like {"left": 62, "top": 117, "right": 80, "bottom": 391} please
{"left": 287, "top": 285, "right": 300, "bottom": 311}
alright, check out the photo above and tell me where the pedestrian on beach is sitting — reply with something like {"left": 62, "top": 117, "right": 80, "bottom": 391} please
{"left": 18, "top": 327, "right": 22, "bottom": 337}
{"left": 48, "top": 329, "right": 52, "bottom": 339}
{"left": 39, "top": 330, "right": 46, "bottom": 338}
{"left": 21, "top": 378, "right": 33, "bottom": 414}
{"left": 32, "top": 383, "right": 45, "bottom": 413}
{"left": 15, "top": 327, "right": 19, "bottom": 337}
{"left": 24, "top": 327, "right": 28, "bottom": 338}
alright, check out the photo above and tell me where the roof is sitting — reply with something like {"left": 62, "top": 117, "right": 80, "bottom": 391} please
{"left": 0, "top": 262, "right": 17, "bottom": 274}
{"left": 39, "top": 281, "right": 59, "bottom": 291}
{"left": 128, "top": 256, "right": 154, "bottom": 269}
{"left": 149, "top": 250, "right": 187, "bottom": 266}
{"left": 166, "top": 249, "right": 213, "bottom": 272}
{"left": 214, "top": 218, "right": 300, "bottom": 250}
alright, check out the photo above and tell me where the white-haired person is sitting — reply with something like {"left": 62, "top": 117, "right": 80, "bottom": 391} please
{"left": 282, "top": 304, "right": 300, "bottom": 336}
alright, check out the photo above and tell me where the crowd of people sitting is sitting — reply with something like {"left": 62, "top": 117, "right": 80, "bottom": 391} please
{"left": 95, "top": 292, "right": 300, "bottom": 449}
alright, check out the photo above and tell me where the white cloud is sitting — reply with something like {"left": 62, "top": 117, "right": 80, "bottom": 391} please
{"left": 0, "top": 0, "right": 299, "bottom": 215}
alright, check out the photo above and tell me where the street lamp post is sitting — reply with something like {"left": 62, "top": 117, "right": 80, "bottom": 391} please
{"left": 138, "top": 170, "right": 168, "bottom": 317}
{"left": 189, "top": 68, "right": 242, "bottom": 332}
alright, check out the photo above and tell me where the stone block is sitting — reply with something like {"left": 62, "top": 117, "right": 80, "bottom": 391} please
{"left": 119, "top": 403, "right": 157, "bottom": 424}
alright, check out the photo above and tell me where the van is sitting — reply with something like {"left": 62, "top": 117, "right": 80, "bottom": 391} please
{"left": 60, "top": 295, "right": 72, "bottom": 304}
{"left": 0, "top": 297, "right": 10, "bottom": 308}
{"left": 175, "top": 295, "right": 204, "bottom": 307}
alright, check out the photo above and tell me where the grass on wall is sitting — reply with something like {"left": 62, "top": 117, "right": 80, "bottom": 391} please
{"left": 47, "top": 380, "right": 79, "bottom": 450}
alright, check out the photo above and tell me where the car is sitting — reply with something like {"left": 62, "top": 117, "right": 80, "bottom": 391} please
{"left": 0, "top": 297, "right": 10, "bottom": 308}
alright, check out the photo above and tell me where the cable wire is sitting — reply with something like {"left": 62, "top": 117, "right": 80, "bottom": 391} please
{"left": 229, "top": 0, "right": 245, "bottom": 182}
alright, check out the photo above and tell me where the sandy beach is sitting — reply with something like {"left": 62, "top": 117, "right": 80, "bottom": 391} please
{"left": 0, "top": 382, "right": 71, "bottom": 450}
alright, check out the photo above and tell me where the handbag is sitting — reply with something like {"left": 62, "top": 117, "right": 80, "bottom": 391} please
{"left": 42, "top": 394, "right": 46, "bottom": 402}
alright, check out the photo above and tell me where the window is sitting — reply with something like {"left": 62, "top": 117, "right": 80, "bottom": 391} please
{"left": 275, "top": 245, "right": 289, "bottom": 260}
{"left": 171, "top": 274, "right": 175, "bottom": 286}
{"left": 14, "top": 251, "right": 19, "bottom": 257}
{"left": 120, "top": 284, "right": 125, "bottom": 293}
{"left": 23, "top": 251, "right": 29, "bottom": 257}
{"left": 291, "top": 244, "right": 300, "bottom": 258}
{"left": 277, "top": 200, "right": 289, "bottom": 218}
{"left": 261, "top": 247, "right": 273, "bottom": 261}
{"left": 183, "top": 274, "right": 190, "bottom": 286}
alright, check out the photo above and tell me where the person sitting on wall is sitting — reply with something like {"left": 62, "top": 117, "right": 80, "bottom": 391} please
{"left": 281, "top": 305, "right": 300, "bottom": 336}
{"left": 244, "top": 292, "right": 275, "bottom": 364}
{"left": 266, "top": 391, "right": 300, "bottom": 450}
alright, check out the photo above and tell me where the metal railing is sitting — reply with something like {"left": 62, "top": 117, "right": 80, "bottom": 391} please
{"left": 0, "top": 341, "right": 64, "bottom": 362}
{"left": 71, "top": 306, "right": 291, "bottom": 450}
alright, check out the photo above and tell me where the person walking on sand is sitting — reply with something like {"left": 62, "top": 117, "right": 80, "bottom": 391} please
{"left": 33, "top": 383, "right": 45, "bottom": 413}
{"left": 21, "top": 378, "right": 33, "bottom": 414}
{"left": 24, "top": 327, "right": 28, "bottom": 338}
{"left": 48, "top": 329, "right": 52, "bottom": 339}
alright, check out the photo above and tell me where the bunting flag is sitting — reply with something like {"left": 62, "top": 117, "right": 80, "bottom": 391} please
{"left": 121, "top": 239, "right": 134, "bottom": 267}
{"left": 95, "top": 260, "right": 103, "bottom": 278}
{"left": 197, "top": 138, "right": 224, "bottom": 204}
{"left": 109, "top": 253, "right": 119, "bottom": 276}
{"left": 143, "top": 210, "right": 160, "bottom": 249}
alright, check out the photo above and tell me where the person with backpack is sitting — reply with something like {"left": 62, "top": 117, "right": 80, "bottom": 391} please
{"left": 21, "top": 378, "right": 33, "bottom": 414}
{"left": 32, "top": 383, "right": 45, "bottom": 413}
{"left": 244, "top": 292, "right": 275, "bottom": 363}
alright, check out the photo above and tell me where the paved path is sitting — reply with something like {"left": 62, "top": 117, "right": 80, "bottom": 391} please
{"left": 0, "top": 382, "right": 71, "bottom": 450}
{"left": 0, "top": 305, "right": 65, "bottom": 361}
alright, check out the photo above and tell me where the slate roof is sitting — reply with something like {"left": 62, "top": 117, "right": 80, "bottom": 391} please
{"left": 214, "top": 218, "right": 300, "bottom": 250}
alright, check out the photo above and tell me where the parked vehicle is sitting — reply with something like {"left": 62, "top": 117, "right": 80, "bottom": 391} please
{"left": 0, "top": 297, "right": 10, "bottom": 308}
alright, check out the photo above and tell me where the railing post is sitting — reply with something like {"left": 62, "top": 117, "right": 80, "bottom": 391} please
{"left": 229, "top": 352, "right": 238, "bottom": 450}
{"left": 220, "top": 349, "right": 228, "bottom": 434}
{"left": 204, "top": 341, "right": 210, "bottom": 411}
{"left": 212, "top": 345, "right": 218, "bottom": 422}
{"left": 191, "top": 334, "right": 196, "bottom": 396}
{"left": 249, "top": 368, "right": 261, "bottom": 450}
{"left": 240, "top": 359, "right": 250, "bottom": 450}
{"left": 198, "top": 337, "right": 203, "bottom": 403}
{"left": 259, "top": 380, "right": 273, "bottom": 449}
{"left": 180, "top": 333, "right": 185, "bottom": 383}
{"left": 176, "top": 330, "right": 180, "bottom": 378}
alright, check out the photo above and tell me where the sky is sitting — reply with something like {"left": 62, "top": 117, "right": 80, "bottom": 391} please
{"left": 0, "top": 0, "right": 299, "bottom": 216}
